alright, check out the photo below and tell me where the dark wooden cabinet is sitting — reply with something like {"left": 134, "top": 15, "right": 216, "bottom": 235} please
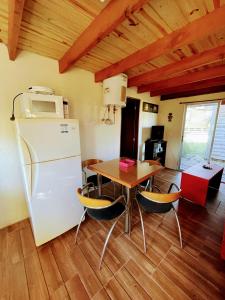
{"left": 144, "top": 139, "right": 167, "bottom": 166}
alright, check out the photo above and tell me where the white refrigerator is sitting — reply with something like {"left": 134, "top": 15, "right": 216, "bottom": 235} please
{"left": 16, "top": 118, "right": 84, "bottom": 246}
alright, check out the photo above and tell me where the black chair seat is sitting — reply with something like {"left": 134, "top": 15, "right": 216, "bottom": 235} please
{"left": 87, "top": 174, "right": 111, "bottom": 186}
{"left": 87, "top": 202, "right": 125, "bottom": 221}
{"left": 136, "top": 192, "right": 172, "bottom": 213}
{"left": 76, "top": 185, "right": 128, "bottom": 269}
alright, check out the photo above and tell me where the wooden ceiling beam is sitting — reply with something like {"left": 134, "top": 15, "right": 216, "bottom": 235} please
{"left": 138, "top": 64, "right": 225, "bottom": 93}
{"left": 59, "top": 0, "right": 149, "bottom": 73}
{"left": 8, "top": 0, "right": 25, "bottom": 60}
{"left": 150, "top": 76, "right": 225, "bottom": 97}
{"left": 128, "top": 44, "right": 225, "bottom": 87}
{"left": 95, "top": 6, "right": 225, "bottom": 82}
{"left": 160, "top": 85, "right": 225, "bottom": 100}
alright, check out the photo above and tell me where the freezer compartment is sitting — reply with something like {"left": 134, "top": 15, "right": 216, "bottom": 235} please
{"left": 16, "top": 118, "right": 81, "bottom": 163}
{"left": 28, "top": 156, "right": 83, "bottom": 246}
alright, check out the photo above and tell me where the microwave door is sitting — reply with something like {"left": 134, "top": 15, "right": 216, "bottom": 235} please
{"left": 20, "top": 93, "right": 64, "bottom": 118}
{"left": 31, "top": 100, "right": 56, "bottom": 115}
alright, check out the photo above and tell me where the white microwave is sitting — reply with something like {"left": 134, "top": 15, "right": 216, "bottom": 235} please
{"left": 20, "top": 93, "right": 64, "bottom": 118}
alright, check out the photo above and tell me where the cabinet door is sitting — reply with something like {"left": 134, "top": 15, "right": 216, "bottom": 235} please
{"left": 144, "top": 141, "right": 154, "bottom": 160}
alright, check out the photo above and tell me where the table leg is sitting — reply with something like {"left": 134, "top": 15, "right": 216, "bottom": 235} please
{"left": 125, "top": 187, "right": 130, "bottom": 234}
{"left": 97, "top": 174, "right": 102, "bottom": 197}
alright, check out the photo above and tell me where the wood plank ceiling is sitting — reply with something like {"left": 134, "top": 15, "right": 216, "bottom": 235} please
{"left": 1, "top": 0, "right": 225, "bottom": 99}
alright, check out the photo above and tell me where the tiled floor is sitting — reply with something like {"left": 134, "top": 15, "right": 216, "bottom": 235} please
{"left": 1, "top": 169, "right": 225, "bottom": 299}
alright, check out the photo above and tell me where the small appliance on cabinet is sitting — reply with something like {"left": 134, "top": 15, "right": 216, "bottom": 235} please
{"left": 16, "top": 118, "right": 83, "bottom": 246}
{"left": 20, "top": 92, "right": 64, "bottom": 119}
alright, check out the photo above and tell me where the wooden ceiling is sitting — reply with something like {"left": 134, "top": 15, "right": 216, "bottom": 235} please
{"left": 1, "top": 0, "right": 225, "bottom": 99}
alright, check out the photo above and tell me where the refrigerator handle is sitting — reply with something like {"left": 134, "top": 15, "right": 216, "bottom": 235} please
{"left": 20, "top": 136, "right": 33, "bottom": 196}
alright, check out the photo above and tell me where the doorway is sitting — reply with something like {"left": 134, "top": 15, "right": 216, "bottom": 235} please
{"left": 180, "top": 102, "right": 218, "bottom": 170}
{"left": 120, "top": 97, "right": 140, "bottom": 159}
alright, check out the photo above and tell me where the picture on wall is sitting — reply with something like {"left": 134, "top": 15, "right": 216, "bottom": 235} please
{"left": 143, "top": 102, "right": 158, "bottom": 113}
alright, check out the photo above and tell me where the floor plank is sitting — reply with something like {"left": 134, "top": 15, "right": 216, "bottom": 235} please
{"left": 104, "top": 276, "right": 130, "bottom": 300}
{"left": 93, "top": 229, "right": 126, "bottom": 273}
{"left": 115, "top": 234, "right": 157, "bottom": 274}
{"left": 8, "top": 260, "right": 29, "bottom": 300}
{"left": 69, "top": 246, "right": 103, "bottom": 297}
{"left": 165, "top": 247, "right": 224, "bottom": 299}
{"left": 7, "top": 218, "right": 29, "bottom": 233}
{"left": 0, "top": 227, "right": 8, "bottom": 262}
{"left": 38, "top": 245, "right": 65, "bottom": 296}
{"left": 152, "top": 268, "right": 191, "bottom": 300}
{"left": 158, "top": 250, "right": 217, "bottom": 300}
{"left": 50, "top": 237, "right": 77, "bottom": 282}
{"left": 172, "top": 245, "right": 225, "bottom": 287}
{"left": 92, "top": 288, "right": 111, "bottom": 300}
{"left": 0, "top": 260, "right": 9, "bottom": 299}
{"left": 20, "top": 225, "right": 36, "bottom": 258}
{"left": 49, "top": 285, "right": 69, "bottom": 300}
{"left": 24, "top": 251, "right": 49, "bottom": 299}
{"left": 79, "top": 233, "right": 113, "bottom": 285}
{"left": 115, "top": 266, "right": 151, "bottom": 300}
{"left": 125, "top": 259, "right": 171, "bottom": 300}
{"left": 65, "top": 274, "right": 90, "bottom": 299}
{"left": 7, "top": 230, "right": 23, "bottom": 264}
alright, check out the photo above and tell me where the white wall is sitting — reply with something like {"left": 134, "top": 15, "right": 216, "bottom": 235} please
{"left": 158, "top": 93, "right": 225, "bottom": 169}
{"left": 57, "top": 68, "right": 121, "bottom": 162}
{"left": 0, "top": 44, "right": 63, "bottom": 229}
{"left": 0, "top": 44, "right": 158, "bottom": 228}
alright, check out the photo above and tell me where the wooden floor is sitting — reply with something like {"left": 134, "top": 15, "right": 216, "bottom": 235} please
{"left": 1, "top": 169, "right": 225, "bottom": 299}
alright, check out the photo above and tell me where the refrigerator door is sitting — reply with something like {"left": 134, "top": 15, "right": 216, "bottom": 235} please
{"left": 29, "top": 155, "right": 83, "bottom": 246}
{"left": 16, "top": 119, "right": 81, "bottom": 163}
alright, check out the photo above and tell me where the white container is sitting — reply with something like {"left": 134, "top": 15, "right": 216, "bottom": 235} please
{"left": 103, "top": 73, "right": 127, "bottom": 107}
{"left": 27, "top": 86, "right": 54, "bottom": 95}
{"left": 20, "top": 92, "right": 64, "bottom": 119}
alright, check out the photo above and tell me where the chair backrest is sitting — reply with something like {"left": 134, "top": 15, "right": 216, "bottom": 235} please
{"left": 144, "top": 159, "right": 161, "bottom": 166}
{"left": 77, "top": 188, "right": 111, "bottom": 209}
{"left": 82, "top": 159, "right": 103, "bottom": 169}
{"left": 141, "top": 189, "right": 182, "bottom": 204}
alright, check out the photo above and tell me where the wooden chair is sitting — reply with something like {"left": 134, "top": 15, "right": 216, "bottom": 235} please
{"left": 135, "top": 183, "right": 183, "bottom": 252}
{"left": 82, "top": 159, "right": 110, "bottom": 186}
{"left": 75, "top": 183, "right": 128, "bottom": 269}
{"left": 82, "top": 159, "right": 115, "bottom": 198}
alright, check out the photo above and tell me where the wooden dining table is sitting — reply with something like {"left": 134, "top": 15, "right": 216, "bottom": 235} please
{"left": 88, "top": 158, "right": 164, "bottom": 233}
